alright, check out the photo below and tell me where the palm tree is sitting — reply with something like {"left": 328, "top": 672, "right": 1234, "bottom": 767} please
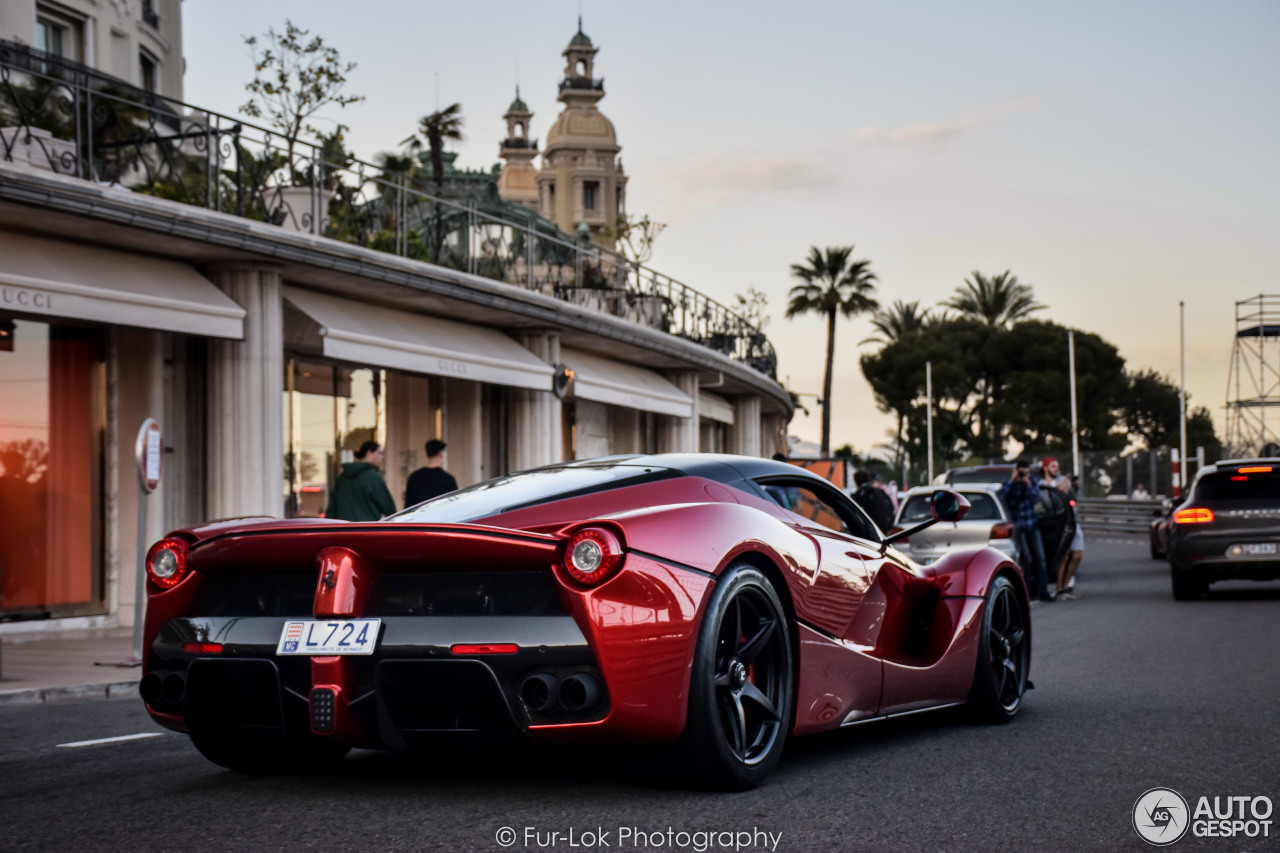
{"left": 944, "top": 270, "right": 1042, "bottom": 328}
{"left": 860, "top": 300, "right": 932, "bottom": 346}
{"left": 785, "top": 246, "right": 880, "bottom": 454}
{"left": 404, "top": 103, "right": 465, "bottom": 259}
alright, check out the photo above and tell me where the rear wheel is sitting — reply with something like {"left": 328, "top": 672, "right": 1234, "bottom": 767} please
{"left": 189, "top": 730, "right": 349, "bottom": 773}
{"left": 1170, "top": 564, "right": 1208, "bottom": 601}
{"left": 969, "top": 574, "right": 1028, "bottom": 723}
{"left": 679, "top": 565, "right": 793, "bottom": 790}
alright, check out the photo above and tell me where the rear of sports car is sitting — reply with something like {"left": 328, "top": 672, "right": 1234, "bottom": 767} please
{"left": 139, "top": 519, "right": 711, "bottom": 766}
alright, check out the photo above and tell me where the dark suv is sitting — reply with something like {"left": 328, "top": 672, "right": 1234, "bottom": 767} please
{"left": 1167, "top": 458, "right": 1280, "bottom": 600}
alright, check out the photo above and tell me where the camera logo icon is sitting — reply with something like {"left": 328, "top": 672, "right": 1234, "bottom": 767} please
{"left": 1133, "top": 787, "right": 1190, "bottom": 846}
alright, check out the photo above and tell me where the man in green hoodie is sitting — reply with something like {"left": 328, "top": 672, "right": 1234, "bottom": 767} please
{"left": 325, "top": 440, "right": 397, "bottom": 521}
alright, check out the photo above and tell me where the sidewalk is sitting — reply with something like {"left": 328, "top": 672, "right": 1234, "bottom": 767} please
{"left": 0, "top": 627, "right": 140, "bottom": 706}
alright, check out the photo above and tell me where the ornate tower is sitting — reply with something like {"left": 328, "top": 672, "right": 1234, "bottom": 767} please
{"left": 537, "top": 19, "right": 627, "bottom": 249}
{"left": 497, "top": 88, "right": 539, "bottom": 210}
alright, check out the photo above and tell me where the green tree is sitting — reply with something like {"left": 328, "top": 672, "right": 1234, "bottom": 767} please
{"left": 785, "top": 246, "right": 879, "bottom": 455}
{"left": 944, "top": 270, "right": 1043, "bottom": 328}
{"left": 241, "top": 20, "right": 365, "bottom": 173}
{"left": 1122, "top": 369, "right": 1182, "bottom": 449}
{"left": 861, "top": 300, "right": 932, "bottom": 346}
{"left": 404, "top": 103, "right": 465, "bottom": 259}
{"left": 604, "top": 213, "right": 667, "bottom": 265}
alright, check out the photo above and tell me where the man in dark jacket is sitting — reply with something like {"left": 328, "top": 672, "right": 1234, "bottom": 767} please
{"left": 999, "top": 458, "right": 1052, "bottom": 602}
{"left": 404, "top": 438, "right": 459, "bottom": 506}
{"left": 852, "top": 469, "right": 895, "bottom": 531}
{"left": 325, "top": 441, "right": 396, "bottom": 521}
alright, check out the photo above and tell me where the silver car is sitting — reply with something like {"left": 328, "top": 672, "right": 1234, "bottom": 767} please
{"left": 891, "top": 485, "right": 1019, "bottom": 565}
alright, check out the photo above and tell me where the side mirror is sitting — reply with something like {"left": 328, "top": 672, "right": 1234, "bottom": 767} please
{"left": 931, "top": 489, "right": 970, "bottom": 523}
{"left": 883, "top": 489, "right": 970, "bottom": 547}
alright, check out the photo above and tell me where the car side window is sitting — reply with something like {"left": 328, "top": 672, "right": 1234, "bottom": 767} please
{"left": 756, "top": 478, "right": 881, "bottom": 542}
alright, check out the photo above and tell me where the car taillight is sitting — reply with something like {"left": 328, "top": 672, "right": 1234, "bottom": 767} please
{"left": 990, "top": 522, "right": 1014, "bottom": 540}
{"left": 1174, "top": 507, "right": 1214, "bottom": 524}
{"left": 563, "top": 526, "right": 625, "bottom": 586}
{"left": 146, "top": 537, "right": 190, "bottom": 590}
{"left": 1238, "top": 466, "right": 1273, "bottom": 474}
{"left": 182, "top": 642, "right": 222, "bottom": 654}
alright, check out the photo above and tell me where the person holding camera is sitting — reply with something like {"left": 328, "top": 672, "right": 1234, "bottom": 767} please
{"left": 999, "top": 459, "right": 1053, "bottom": 602}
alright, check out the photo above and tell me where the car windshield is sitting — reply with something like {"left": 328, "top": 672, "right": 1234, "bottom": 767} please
{"left": 899, "top": 492, "right": 1001, "bottom": 523}
{"left": 1194, "top": 470, "right": 1280, "bottom": 503}
{"left": 388, "top": 463, "right": 679, "bottom": 523}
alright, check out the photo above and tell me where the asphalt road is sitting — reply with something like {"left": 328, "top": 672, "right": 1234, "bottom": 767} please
{"left": 2, "top": 537, "right": 1278, "bottom": 853}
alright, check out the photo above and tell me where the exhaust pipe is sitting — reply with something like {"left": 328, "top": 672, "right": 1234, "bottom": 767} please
{"left": 139, "top": 672, "right": 163, "bottom": 704}
{"left": 161, "top": 672, "right": 187, "bottom": 705}
{"left": 519, "top": 674, "right": 560, "bottom": 713}
{"left": 558, "top": 673, "right": 602, "bottom": 713}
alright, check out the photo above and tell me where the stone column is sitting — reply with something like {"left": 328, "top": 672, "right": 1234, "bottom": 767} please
{"left": 657, "top": 371, "right": 699, "bottom": 453}
{"left": 731, "top": 396, "right": 763, "bottom": 457}
{"left": 509, "top": 331, "right": 562, "bottom": 471}
{"left": 761, "top": 412, "right": 787, "bottom": 458}
{"left": 206, "top": 263, "right": 284, "bottom": 519}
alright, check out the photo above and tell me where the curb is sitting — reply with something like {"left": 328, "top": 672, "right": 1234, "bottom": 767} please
{"left": 0, "top": 680, "right": 139, "bottom": 707}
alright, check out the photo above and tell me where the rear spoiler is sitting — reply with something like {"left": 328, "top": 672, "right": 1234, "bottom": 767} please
{"left": 186, "top": 522, "right": 561, "bottom": 574}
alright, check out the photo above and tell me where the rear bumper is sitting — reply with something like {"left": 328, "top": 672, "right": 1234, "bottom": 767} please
{"left": 141, "top": 554, "right": 715, "bottom": 750}
{"left": 1171, "top": 530, "right": 1280, "bottom": 582}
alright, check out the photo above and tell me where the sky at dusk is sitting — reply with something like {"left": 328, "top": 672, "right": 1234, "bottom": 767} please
{"left": 181, "top": 1, "right": 1280, "bottom": 456}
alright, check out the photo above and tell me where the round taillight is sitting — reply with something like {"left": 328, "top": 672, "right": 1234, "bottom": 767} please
{"left": 146, "top": 537, "right": 189, "bottom": 590}
{"left": 563, "top": 527, "right": 624, "bottom": 586}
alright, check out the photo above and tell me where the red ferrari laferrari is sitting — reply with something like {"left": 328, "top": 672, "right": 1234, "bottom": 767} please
{"left": 141, "top": 454, "right": 1031, "bottom": 788}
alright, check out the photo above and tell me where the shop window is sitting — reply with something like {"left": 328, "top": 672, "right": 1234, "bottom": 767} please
{"left": 0, "top": 319, "right": 103, "bottom": 618}
{"left": 283, "top": 360, "right": 385, "bottom": 518}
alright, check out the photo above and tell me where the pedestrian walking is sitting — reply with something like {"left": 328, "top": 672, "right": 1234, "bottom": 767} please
{"left": 326, "top": 440, "right": 396, "bottom": 521}
{"left": 404, "top": 438, "right": 459, "bottom": 506}
{"left": 999, "top": 459, "right": 1053, "bottom": 602}
{"left": 852, "top": 469, "right": 895, "bottom": 531}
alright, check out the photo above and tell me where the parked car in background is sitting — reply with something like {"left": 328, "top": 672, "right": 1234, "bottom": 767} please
{"left": 1166, "top": 458, "right": 1280, "bottom": 600}
{"left": 941, "top": 464, "right": 1044, "bottom": 487}
{"left": 1149, "top": 498, "right": 1176, "bottom": 558}
{"left": 890, "top": 485, "right": 1018, "bottom": 565}
{"left": 894, "top": 481, "right": 1077, "bottom": 578}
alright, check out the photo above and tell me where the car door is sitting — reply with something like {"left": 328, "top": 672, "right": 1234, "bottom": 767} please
{"left": 753, "top": 476, "right": 893, "bottom": 721}
{"left": 1037, "top": 485, "right": 1075, "bottom": 575}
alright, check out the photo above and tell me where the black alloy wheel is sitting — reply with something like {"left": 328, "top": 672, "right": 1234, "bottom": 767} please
{"left": 1170, "top": 563, "right": 1208, "bottom": 601}
{"left": 680, "top": 564, "right": 793, "bottom": 790}
{"left": 969, "top": 573, "right": 1028, "bottom": 723}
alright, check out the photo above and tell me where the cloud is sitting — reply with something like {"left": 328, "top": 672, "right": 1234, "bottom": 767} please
{"left": 648, "top": 151, "right": 838, "bottom": 202}
{"left": 855, "top": 97, "right": 1043, "bottom": 146}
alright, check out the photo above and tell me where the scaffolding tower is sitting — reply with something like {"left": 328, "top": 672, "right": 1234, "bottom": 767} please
{"left": 1225, "top": 295, "right": 1280, "bottom": 458}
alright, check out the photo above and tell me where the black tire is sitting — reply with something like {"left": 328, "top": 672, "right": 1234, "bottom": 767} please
{"left": 189, "top": 730, "right": 349, "bottom": 773}
{"left": 969, "top": 574, "right": 1028, "bottom": 723}
{"left": 678, "top": 565, "right": 793, "bottom": 790}
{"left": 1170, "top": 564, "right": 1207, "bottom": 601}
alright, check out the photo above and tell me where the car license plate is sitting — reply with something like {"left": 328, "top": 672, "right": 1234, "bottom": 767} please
{"left": 276, "top": 619, "right": 380, "bottom": 656}
{"left": 1236, "top": 543, "right": 1278, "bottom": 557}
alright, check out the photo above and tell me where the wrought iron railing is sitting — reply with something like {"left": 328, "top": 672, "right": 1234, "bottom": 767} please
{"left": 0, "top": 42, "right": 777, "bottom": 379}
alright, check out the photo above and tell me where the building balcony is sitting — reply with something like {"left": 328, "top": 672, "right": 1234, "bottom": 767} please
{"left": 0, "top": 45, "right": 778, "bottom": 382}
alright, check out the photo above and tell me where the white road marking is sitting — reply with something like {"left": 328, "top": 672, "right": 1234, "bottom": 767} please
{"left": 57, "top": 732, "right": 166, "bottom": 749}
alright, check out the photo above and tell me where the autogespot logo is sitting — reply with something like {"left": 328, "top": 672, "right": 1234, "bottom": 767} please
{"left": 1133, "top": 788, "right": 1191, "bottom": 846}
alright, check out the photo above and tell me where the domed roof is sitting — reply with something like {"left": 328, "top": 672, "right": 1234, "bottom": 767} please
{"left": 545, "top": 109, "right": 617, "bottom": 148}
{"left": 508, "top": 87, "right": 528, "bottom": 112}
{"left": 570, "top": 18, "right": 593, "bottom": 47}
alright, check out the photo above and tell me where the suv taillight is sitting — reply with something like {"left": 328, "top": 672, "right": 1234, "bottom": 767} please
{"left": 990, "top": 522, "right": 1014, "bottom": 540}
{"left": 1174, "top": 507, "right": 1214, "bottom": 524}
